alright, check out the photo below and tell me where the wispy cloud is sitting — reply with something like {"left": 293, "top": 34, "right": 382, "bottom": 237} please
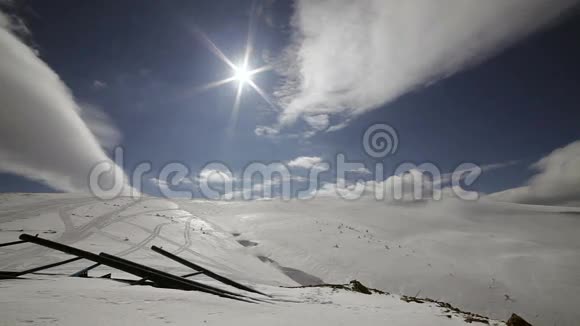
{"left": 92, "top": 80, "right": 107, "bottom": 90}
{"left": 78, "top": 103, "right": 121, "bottom": 150}
{"left": 269, "top": 0, "right": 579, "bottom": 135}
{"left": 347, "top": 166, "right": 372, "bottom": 175}
{"left": 0, "top": 10, "right": 128, "bottom": 192}
{"left": 436, "top": 160, "right": 520, "bottom": 186}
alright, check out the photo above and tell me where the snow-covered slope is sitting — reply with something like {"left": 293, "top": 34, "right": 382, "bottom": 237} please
{"left": 183, "top": 197, "right": 580, "bottom": 325}
{"left": 1, "top": 193, "right": 578, "bottom": 325}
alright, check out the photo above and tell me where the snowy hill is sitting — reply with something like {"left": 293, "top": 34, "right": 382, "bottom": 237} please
{"left": 1, "top": 193, "right": 578, "bottom": 325}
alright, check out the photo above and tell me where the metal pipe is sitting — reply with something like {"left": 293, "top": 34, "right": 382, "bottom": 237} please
{"left": 100, "top": 253, "right": 251, "bottom": 301}
{"left": 19, "top": 234, "right": 253, "bottom": 303}
{"left": 182, "top": 271, "right": 204, "bottom": 278}
{"left": 0, "top": 257, "right": 82, "bottom": 278}
{"left": 71, "top": 263, "right": 101, "bottom": 277}
{"left": 0, "top": 240, "right": 26, "bottom": 248}
{"left": 151, "top": 245, "right": 268, "bottom": 296}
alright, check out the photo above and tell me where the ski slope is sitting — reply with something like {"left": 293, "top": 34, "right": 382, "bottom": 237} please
{"left": 1, "top": 193, "right": 578, "bottom": 325}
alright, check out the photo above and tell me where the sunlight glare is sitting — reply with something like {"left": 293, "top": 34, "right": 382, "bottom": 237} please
{"left": 233, "top": 65, "right": 252, "bottom": 84}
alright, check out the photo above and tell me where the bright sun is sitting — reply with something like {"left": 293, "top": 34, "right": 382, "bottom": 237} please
{"left": 196, "top": 28, "right": 273, "bottom": 127}
{"left": 233, "top": 65, "right": 251, "bottom": 84}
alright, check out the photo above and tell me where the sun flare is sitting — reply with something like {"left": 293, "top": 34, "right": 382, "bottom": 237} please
{"left": 233, "top": 65, "right": 251, "bottom": 84}
{"left": 195, "top": 27, "right": 274, "bottom": 131}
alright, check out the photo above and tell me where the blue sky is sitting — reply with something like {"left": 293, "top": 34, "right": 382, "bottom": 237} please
{"left": 1, "top": 0, "right": 579, "bottom": 200}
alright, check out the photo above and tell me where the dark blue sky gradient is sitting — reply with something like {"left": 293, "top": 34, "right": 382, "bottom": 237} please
{"left": 1, "top": 0, "right": 579, "bottom": 195}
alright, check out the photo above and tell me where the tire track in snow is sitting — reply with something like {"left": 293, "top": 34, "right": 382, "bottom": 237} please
{"left": 122, "top": 220, "right": 236, "bottom": 273}
{"left": 113, "top": 222, "right": 171, "bottom": 257}
{"left": 1, "top": 197, "right": 235, "bottom": 275}
{"left": 0, "top": 198, "right": 142, "bottom": 269}
{"left": 172, "top": 215, "right": 195, "bottom": 256}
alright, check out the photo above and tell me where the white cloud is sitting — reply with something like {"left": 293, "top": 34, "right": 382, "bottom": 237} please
{"left": 311, "top": 166, "right": 484, "bottom": 202}
{"left": 0, "top": 10, "right": 128, "bottom": 192}
{"left": 326, "top": 120, "right": 351, "bottom": 133}
{"left": 381, "top": 169, "right": 438, "bottom": 202}
{"left": 287, "top": 156, "right": 323, "bottom": 169}
{"left": 150, "top": 176, "right": 193, "bottom": 188}
{"left": 149, "top": 177, "right": 170, "bottom": 191}
{"left": 92, "top": 80, "right": 107, "bottom": 90}
{"left": 0, "top": 7, "right": 30, "bottom": 37}
{"left": 302, "top": 114, "right": 329, "bottom": 131}
{"left": 272, "top": 0, "right": 579, "bottom": 134}
{"left": 490, "top": 141, "right": 580, "bottom": 206}
{"left": 149, "top": 176, "right": 194, "bottom": 199}
{"left": 348, "top": 166, "right": 372, "bottom": 175}
{"left": 78, "top": 103, "right": 121, "bottom": 150}
{"left": 311, "top": 179, "right": 366, "bottom": 200}
{"left": 436, "top": 160, "right": 519, "bottom": 186}
{"left": 197, "top": 168, "right": 236, "bottom": 184}
{"left": 254, "top": 125, "right": 280, "bottom": 137}
{"left": 309, "top": 169, "right": 434, "bottom": 201}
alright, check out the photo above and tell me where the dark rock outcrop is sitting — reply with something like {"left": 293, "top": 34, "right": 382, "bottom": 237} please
{"left": 506, "top": 314, "right": 532, "bottom": 326}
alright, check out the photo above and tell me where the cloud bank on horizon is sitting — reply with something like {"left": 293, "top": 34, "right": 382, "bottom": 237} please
{"left": 490, "top": 141, "right": 580, "bottom": 206}
{"left": 265, "top": 0, "right": 579, "bottom": 135}
{"left": 0, "top": 11, "right": 128, "bottom": 192}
